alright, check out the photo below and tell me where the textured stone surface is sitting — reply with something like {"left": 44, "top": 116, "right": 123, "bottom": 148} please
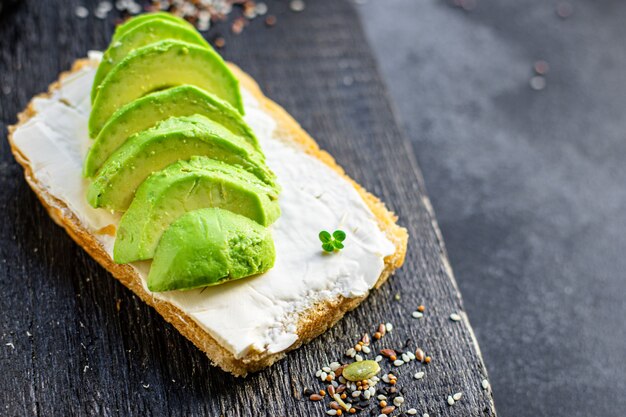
{"left": 0, "top": 0, "right": 495, "bottom": 415}
{"left": 359, "top": 1, "right": 626, "bottom": 416}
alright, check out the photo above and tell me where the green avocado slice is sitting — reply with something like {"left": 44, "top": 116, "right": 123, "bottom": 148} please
{"left": 89, "top": 40, "right": 244, "bottom": 137}
{"left": 148, "top": 208, "right": 276, "bottom": 292}
{"left": 112, "top": 12, "right": 193, "bottom": 42}
{"left": 113, "top": 156, "right": 280, "bottom": 263}
{"left": 91, "top": 19, "right": 211, "bottom": 103}
{"left": 87, "top": 115, "right": 277, "bottom": 211}
{"left": 84, "top": 85, "right": 258, "bottom": 177}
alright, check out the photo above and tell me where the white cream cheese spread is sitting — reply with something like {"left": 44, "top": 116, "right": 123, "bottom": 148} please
{"left": 11, "top": 53, "right": 396, "bottom": 359}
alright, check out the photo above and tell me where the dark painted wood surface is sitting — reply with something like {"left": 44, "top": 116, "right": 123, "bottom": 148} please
{"left": 0, "top": 1, "right": 496, "bottom": 416}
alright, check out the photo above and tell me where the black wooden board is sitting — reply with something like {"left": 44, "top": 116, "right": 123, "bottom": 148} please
{"left": 0, "top": 1, "right": 496, "bottom": 416}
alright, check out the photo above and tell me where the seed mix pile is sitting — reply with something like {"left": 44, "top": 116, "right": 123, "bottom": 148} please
{"left": 303, "top": 306, "right": 490, "bottom": 417}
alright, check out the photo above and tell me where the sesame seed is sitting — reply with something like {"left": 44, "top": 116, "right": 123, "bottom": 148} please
{"left": 414, "top": 371, "right": 425, "bottom": 380}
{"left": 316, "top": 370, "right": 323, "bottom": 377}
{"left": 290, "top": 0, "right": 306, "bottom": 12}
{"left": 362, "top": 346, "right": 371, "bottom": 354}
{"left": 352, "top": 390, "right": 361, "bottom": 398}
{"left": 323, "top": 366, "right": 332, "bottom": 373}
{"left": 393, "top": 397, "right": 405, "bottom": 406}
{"left": 385, "top": 323, "right": 393, "bottom": 332}
{"left": 449, "top": 313, "right": 462, "bottom": 322}
{"left": 330, "top": 362, "right": 341, "bottom": 371}
{"left": 407, "top": 351, "right": 416, "bottom": 360}
{"left": 394, "top": 293, "right": 401, "bottom": 301}
{"left": 423, "top": 414, "right": 430, "bottom": 417}
{"left": 321, "top": 372, "right": 328, "bottom": 381}
{"left": 530, "top": 76, "right": 546, "bottom": 91}
{"left": 377, "top": 395, "right": 387, "bottom": 400}
{"left": 75, "top": 6, "right": 89, "bottom": 18}
{"left": 346, "top": 348, "right": 356, "bottom": 357}
{"left": 393, "top": 359, "right": 404, "bottom": 367}
{"left": 255, "top": 2, "right": 268, "bottom": 15}
{"left": 411, "top": 311, "right": 423, "bottom": 319}
{"left": 375, "top": 355, "right": 383, "bottom": 362}
{"left": 453, "top": 392, "right": 463, "bottom": 401}
{"left": 407, "top": 409, "right": 417, "bottom": 415}
{"left": 355, "top": 354, "right": 363, "bottom": 362}
{"left": 447, "top": 395, "right": 455, "bottom": 405}
{"left": 482, "top": 379, "right": 490, "bottom": 390}
{"left": 401, "top": 353, "right": 410, "bottom": 362}
{"left": 363, "top": 390, "right": 371, "bottom": 399}
{"left": 327, "top": 410, "right": 337, "bottom": 416}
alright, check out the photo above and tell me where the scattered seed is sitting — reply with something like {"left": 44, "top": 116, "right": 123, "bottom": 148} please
{"left": 379, "top": 400, "right": 388, "bottom": 407}
{"left": 393, "top": 360, "right": 404, "bottom": 367}
{"left": 377, "top": 395, "right": 387, "bottom": 400}
{"left": 414, "top": 371, "right": 425, "bottom": 380}
{"left": 385, "top": 323, "right": 393, "bottom": 332}
{"left": 534, "top": 60, "right": 550, "bottom": 75}
{"left": 415, "top": 348, "right": 425, "bottom": 362}
{"left": 362, "top": 346, "right": 371, "bottom": 354}
{"left": 330, "top": 362, "right": 341, "bottom": 371}
{"left": 425, "top": 356, "right": 432, "bottom": 363}
{"left": 381, "top": 405, "right": 395, "bottom": 415}
{"left": 423, "top": 414, "right": 430, "bottom": 417}
{"left": 450, "top": 313, "right": 462, "bottom": 322}
{"left": 75, "top": 6, "right": 89, "bottom": 18}
{"left": 411, "top": 311, "right": 424, "bottom": 319}
{"left": 265, "top": 15, "right": 277, "bottom": 27}
{"left": 375, "top": 355, "right": 383, "bottom": 362}
{"left": 393, "top": 397, "right": 405, "bottom": 406}
{"left": 355, "top": 354, "right": 363, "bottom": 362}
{"left": 482, "top": 379, "right": 490, "bottom": 390}
{"left": 310, "top": 394, "right": 323, "bottom": 401}
{"left": 401, "top": 353, "right": 410, "bottom": 362}
{"left": 447, "top": 395, "right": 455, "bottom": 405}
{"left": 290, "top": 0, "right": 305, "bottom": 12}
{"left": 214, "top": 37, "right": 226, "bottom": 49}
{"left": 530, "top": 76, "right": 546, "bottom": 91}
{"left": 363, "top": 390, "right": 371, "bottom": 400}
{"left": 320, "top": 389, "right": 326, "bottom": 396}
{"left": 394, "top": 293, "right": 401, "bottom": 301}
{"left": 417, "top": 305, "right": 425, "bottom": 312}
{"left": 321, "top": 372, "right": 328, "bottom": 381}
{"left": 352, "top": 390, "right": 361, "bottom": 398}
{"left": 327, "top": 410, "right": 337, "bottom": 416}
{"left": 556, "top": 2, "right": 573, "bottom": 19}
{"left": 407, "top": 351, "right": 416, "bottom": 360}
{"left": 453, "top": 392, "right": 463, "bottom": 401}
{"left": 407, "top": 409, "right": 417, "bottom": 415}
{"left": 342, "top": 360, "right": 381, "bottom": 381}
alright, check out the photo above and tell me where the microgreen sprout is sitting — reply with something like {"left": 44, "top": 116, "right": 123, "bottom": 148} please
{"left": 319, "top": 230, "right": 346, "bottom": 252}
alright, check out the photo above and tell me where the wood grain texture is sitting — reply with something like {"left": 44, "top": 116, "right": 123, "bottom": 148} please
{"left": 0, "top": 0, "right": 497, "bottom": 416}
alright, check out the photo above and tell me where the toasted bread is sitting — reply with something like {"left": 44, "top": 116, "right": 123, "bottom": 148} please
{"left": 7, "top": 59, "right": 408, "bottom": 376}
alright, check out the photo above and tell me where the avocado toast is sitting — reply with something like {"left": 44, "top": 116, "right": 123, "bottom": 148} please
{"left": 8, "top": 13, "right": 408, "bottom": 376}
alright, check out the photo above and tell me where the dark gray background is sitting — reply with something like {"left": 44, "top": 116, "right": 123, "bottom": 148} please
{"left": 357, "top": 0, "right": 626, "bottom": 416}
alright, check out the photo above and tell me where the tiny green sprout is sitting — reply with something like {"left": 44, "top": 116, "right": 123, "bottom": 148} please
{"left": 319, "top": 229, "right": 346, "bottom": 252}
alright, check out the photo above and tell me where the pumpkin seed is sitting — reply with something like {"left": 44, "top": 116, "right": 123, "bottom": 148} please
{"left": 342, "top": 360, "right": 380, "bottom": 382}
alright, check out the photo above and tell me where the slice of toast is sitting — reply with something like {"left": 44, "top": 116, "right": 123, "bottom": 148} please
{"left": 7, "top": 58, "right": 408, "bottom": 376}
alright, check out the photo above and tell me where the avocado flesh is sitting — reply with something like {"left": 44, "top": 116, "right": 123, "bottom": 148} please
{"left": 89, "top": 40, "right": 244, "bottom": 137}
{"left": 113, "top": 156, "right": 280, "bottom": 263}
{"left": 148, "top": 208, "right": 276, "bottom": 292}
{"left": 91, "top": 19, "right": 211, "bottom": 103}
{"left": 87, "top": 115, "right": 277, "bottom": 211}
{"left": 112, "top": 12, "right": 193, "bottom": 42}
{"left": 84, "top": 86, "right": 259, "bottom": 177}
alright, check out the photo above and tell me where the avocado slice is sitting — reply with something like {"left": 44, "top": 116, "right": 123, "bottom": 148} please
{"left": 91, "top": 19, "right": 211, "bottom": 103}
{"left": 147, "top": 208, "right": 276, "bottom": 292}
{"left": 113, "top": 156, "right": 280, "bottom": 263}
{"left": 112, "top": 12, "right": 193, "bottom": 42}
{"left": 87, "top": 115, "right": 277, "bottom": 211}
{"left": 89, "top": 40, "right": 244, "bottom": 137}
{"left": 84, "top": 85, "right": 259, "bottom": 177}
